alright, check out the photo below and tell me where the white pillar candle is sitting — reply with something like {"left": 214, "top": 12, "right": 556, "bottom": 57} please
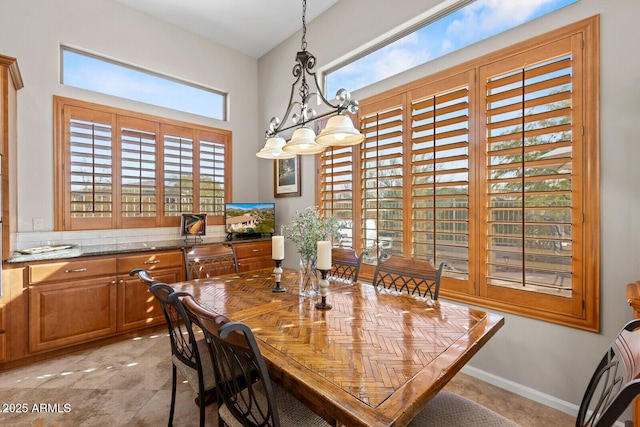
{"left": 272, "top": 235, "right": 285, "bottom": 260}
{"left": 316, "top": 241, "right": 331, "bottom": 270}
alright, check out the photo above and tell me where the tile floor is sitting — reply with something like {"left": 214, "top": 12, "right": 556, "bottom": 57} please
{"left": 0, "top": 331, "right": 575, "bottom": 427}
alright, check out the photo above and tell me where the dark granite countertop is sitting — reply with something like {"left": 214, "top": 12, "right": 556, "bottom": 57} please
{"left": 5, "top": 237, "right": 272, "bottom": 264}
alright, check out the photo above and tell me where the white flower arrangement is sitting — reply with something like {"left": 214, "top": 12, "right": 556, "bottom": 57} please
{"left": 282, "top": 206, "right": 343, "bottom": 259}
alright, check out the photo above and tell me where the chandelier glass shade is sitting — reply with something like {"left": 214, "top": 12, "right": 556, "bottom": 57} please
{"left": 257, "top": 0, "right": 364, "bottom": 158}
{"left": 315, "top": 113, "right": 364, "bottom": 146}
{"left": 255, "top": 136, "right": 296, "bottom": 159}
{"left": 282, "top": 127, "right": 327, "bottom": 155}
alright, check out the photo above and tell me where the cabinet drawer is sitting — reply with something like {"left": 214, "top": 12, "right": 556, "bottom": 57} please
{"left": 29, "top": 258, "right": 117, "bottom": 285}
{"left": 234, "top": 241, "right": 272, "bottom": 259}
{"left": 117, "top": 251, "right": 182, "bottom": 274}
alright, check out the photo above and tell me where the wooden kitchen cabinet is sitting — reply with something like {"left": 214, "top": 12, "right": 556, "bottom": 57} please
{"left": 29, "top": 275, "right": 118, "bottom": 353}
{"left": 0, "top": 303, "right": 6, "bottom": 361}
{"left": 0, "top": 54, "right": 23, "bottom": 262}
{"left": 0, "top": 55, "right": 23, "bottom": 361}
{"left": 116, "top": 251, "right": 183, "bottom": 331}
{"left": 232, "top": 240, "right": 273, "bottom": 272}
{"left": 27, "top": 250, "right": 183, "bottom": 353}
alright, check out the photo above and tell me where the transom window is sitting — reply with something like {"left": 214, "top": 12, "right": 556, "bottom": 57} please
{"left": 54, "top": 97, "right": 231, "bottom": 230}
{"left": 61, "top": 46, "right": 226, "bottom": 120}
{"left": 326, "top": 0, "right": 580, "bottom": 96}
{"left": 318, "top": 17, "right": 599, "bottom": 331}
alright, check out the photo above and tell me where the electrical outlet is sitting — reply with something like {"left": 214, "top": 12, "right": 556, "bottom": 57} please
{"left": 33, "top": 217, "right": 44, "bottom": 231}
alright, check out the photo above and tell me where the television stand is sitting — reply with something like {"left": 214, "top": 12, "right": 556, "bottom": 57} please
{"left": 229, "top": 233, "right": 263, "bottom": 240}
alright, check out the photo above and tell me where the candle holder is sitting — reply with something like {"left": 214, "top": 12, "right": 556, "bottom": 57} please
{"left": 271, "top": 259, "right": 286, "bottom": 293}
{"left": 315, "top": 269, "right": 332, "bottom": 310}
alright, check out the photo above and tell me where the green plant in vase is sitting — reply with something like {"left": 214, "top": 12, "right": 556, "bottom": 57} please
{"left": 282, "top": 206, "right": 343, "bottom": 296}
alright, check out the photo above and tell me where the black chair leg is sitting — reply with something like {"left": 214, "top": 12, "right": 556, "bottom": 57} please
{"left": 169, "top": 364, "right": 177, "bottom": 427}
{"left": 200, "top": 395, "right": 205, "bottom": 427}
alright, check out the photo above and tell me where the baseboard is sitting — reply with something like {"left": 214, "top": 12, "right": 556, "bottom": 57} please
{"left": 461, "top": 365, "right": 628, "bottom": 427}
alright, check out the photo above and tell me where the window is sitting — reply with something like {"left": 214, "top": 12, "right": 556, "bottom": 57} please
{"left": 61, "top": 47, "right": 226, "bottom": 120}
{"left": 54, "top": 97, "right": 232, "bottom": 230}
{"left": 318, "top": 17, "right": 599, "bottom": 330}
{"left": 326, "top": 0, "right": 580, "bottom": 96}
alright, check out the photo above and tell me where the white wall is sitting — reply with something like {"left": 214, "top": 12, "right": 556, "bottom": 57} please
{"left": 258, "top": 0, "right": 640, "bottom": 413}
{"left": 0, "top": 0, "right": 260, "bottom": 237}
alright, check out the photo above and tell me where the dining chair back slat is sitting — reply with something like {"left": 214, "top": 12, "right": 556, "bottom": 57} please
{"left": 129, "top": 268, "right": 160, "bottom": 286}
{"left": 149, "top": 283, "right": 215, "bottom": 427}
{"left": 372, "top": 253, "right": 445, "bottom": 300}
{"left": 576, "top": 318, "right": 640, "bottom": 427}
{"left": 183, "top": 244, "right": 238, "bottom": 280}
{"left": 331, "top": 248, "right": 367, "bottom": 282}
{"left": 184, "top": 295, "right": 330, "bottom": 427}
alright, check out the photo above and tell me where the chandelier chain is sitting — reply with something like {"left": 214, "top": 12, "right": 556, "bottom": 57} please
{"left": 301, "top": 0, "right": 307, "bottom": 51}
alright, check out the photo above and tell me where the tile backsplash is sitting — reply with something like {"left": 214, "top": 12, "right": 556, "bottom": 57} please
{"left": 12, "top": 226, "right": 227, "bottom": 252}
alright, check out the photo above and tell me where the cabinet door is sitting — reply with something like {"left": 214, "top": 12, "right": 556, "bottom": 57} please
{"left": 0, "top": 303, "right": 6, "bottom": 361}
{"left": 117, "top": 267, "right": 181, "bottom": 331}
{"left": 29, "top": 277, "right": 117, "bottom": 353}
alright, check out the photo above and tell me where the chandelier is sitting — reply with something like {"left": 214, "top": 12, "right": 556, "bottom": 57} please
{"left": 256, "top": 0, "right": 364, "bottom": 159}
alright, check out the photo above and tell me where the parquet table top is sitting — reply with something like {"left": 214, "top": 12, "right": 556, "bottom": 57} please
{"left": 172, "top": 268, "right": 504, "bottom": 427}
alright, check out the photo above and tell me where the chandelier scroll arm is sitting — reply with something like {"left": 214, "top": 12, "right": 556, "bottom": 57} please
{"left": 258, "top": 0, "right": 364, "bottom": 156}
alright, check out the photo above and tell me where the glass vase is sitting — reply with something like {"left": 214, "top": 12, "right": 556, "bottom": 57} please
{"left": 299, "top": 254, "right": 318, "bottom": 297}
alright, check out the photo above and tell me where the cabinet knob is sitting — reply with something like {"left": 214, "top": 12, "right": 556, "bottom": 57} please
{"left": 64, "top": 267, "right": 88, "bottom": 273}
{"left": 110, "top": 280, "right": 117, "bottom": 285}
{"left": 252, "top": 248, "right": 262, "bottom": 252}
{"left": 143, "top": 260, "right": 161, "bottom": 265}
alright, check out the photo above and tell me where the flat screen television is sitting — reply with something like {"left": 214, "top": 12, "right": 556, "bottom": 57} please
{"left": 225, "top": 203, "right": 275, "bottom": 239}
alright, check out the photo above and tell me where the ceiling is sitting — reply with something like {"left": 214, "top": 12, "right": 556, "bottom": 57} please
{"left": 114, "top": 0, "right": 342, "bottom": 58}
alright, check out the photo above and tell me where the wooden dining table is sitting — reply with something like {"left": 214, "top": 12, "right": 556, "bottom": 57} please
{"left": 171, "top": 267, "right": 504, "bottom": 427}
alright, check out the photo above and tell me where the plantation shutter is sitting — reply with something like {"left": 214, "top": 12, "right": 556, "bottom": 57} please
{"left": 65, "top": 105, "right": 115, "bottom": 230}
{"left": 319, "top": 144, "right": 356, "bottom": 246}
{"left": 360, "top": 95, "right": 405, "bottom": 257}
{"left": 119, "top": 116, "right": 158, "bottom": 227}
{"left": 198, "top": 130, "right": 227, "bottom": 223}
{"left": 480, "top": 35, "right": 583, "bottom": 315}
{"left": 162, "top": 125, "right": 194, "bottom": 220}
{"left": 410, "top": 73, "right": 472, "bottom": 281}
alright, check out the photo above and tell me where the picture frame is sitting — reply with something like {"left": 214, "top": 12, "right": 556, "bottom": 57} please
{"left": 181, "top": 213, "right": 207, "bottom": 236}
{"left": 274, "top": 156, "right": 301, "bottom": 198}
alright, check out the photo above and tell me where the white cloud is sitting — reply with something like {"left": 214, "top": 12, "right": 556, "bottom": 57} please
{"left": 447, "top": 0, "right": 558, "bottom": 42}
{"left": 372, "top": 46, "right": 430, "bottom": 82}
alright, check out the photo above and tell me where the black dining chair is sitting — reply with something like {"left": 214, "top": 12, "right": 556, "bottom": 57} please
{"left": 182, "top": 244, "right": 238, "bottom": 280}
{"left": 149, "top": 283, "right": 216, "bottom": 427}
{"left": 372, "top": 253, "right": 445, "bottom": 300}
{"left": 409, "top": 318, "right": 640, "bottom": 426}
{"left": 330, "top": 247, "right": 367, "bottom": 282}
{"left": 129, "top": 268, "right": 161, "bottom": 286}
{"left": 183, "top": 295, "right": 330, "bottom": 427}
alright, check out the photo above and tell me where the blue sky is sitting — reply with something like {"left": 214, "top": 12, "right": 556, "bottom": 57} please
{"left": 326, "top": 0, "right": 579, "bottom": 96}
{"left": 62, "top": 48, "right": 225, "bottom": 120}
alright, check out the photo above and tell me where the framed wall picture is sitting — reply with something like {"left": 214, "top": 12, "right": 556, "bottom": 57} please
{"left": 181, "top": 213, "right": 207, "bottom": 236}
{"left": 274, "top": 156, "right": 301, "bottom": 198}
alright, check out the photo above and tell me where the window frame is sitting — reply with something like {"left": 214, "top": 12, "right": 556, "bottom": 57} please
{"left": 54, "top": 96, "right": 232, "bottom": 231}
{"left": 317, "top": 16, "right": 600, "bottom": 331}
